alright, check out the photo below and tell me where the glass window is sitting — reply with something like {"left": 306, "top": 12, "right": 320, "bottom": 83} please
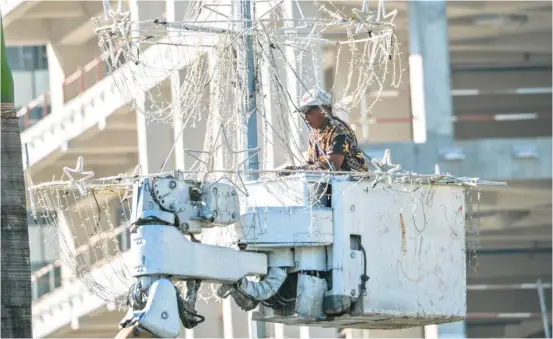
{"left": 6, "top": 46, "right": 48, "bottom": 71}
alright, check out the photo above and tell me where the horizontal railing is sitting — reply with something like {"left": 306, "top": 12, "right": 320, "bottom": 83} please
{"left": 359, "top": 112, "right": 553, "bottom": 125}
{"left": 16, "top": 54, "right": 107, "bottom": 131}
{"left": 31, "top": 223, "right": 130, "bottom": 301}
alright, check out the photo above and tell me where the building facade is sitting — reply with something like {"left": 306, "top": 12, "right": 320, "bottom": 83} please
{"left": 2, "top": 0, "right": 551, "bottom": 338}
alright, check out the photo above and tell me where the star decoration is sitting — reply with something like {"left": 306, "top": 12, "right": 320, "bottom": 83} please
{"left": 352, "top": 0, "right": 397, "bottom": 26}
{"left": 184, "top": 124, "right": 260, "bottom": 196}
{"left": 62, "top": 156, "right": 95, "bottom": 196}
{"left": 370, "top": 149, "right": 401, "bottom": 189}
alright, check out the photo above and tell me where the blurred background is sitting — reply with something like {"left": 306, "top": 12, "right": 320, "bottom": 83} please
{"left": 1, "top": 0, "right": 551, "bottom": 338}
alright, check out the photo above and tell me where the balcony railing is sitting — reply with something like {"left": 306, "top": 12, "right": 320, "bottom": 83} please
{"left": 17, "top": 55, "right": 107, "bottom": 131}
{"left": 356, "top": 86, "right": 552, "bottom": 142}
{"left": 31, "top": 223, "right": 130, "bottom": 301}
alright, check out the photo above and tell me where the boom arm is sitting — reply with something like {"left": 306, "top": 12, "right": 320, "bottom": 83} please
{"left": 119, "top": 175, "right": 279, "bottom": 338}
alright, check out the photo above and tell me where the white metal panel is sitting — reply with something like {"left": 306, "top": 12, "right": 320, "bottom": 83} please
{"left": 243, "top": 175, "right": 331, "bottom": 210}
{"left": 237, "top": 206, "right": 333, "bottom": 247}
{"left": 334, "top": 180, "right": 466, "bottom": 319}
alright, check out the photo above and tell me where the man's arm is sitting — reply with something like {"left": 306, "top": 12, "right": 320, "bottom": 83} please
{"left": 309, "top": 132, "right": 348, "bottom": 171}
{"left": 278, "top": 133, "right": 347, "bottom": 175}
{"left": 305, "top": 153, "right": 344, "bottom": 171}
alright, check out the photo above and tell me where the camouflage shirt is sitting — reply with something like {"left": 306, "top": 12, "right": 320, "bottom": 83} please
{"left": 306, "top": 116, "right": 368, "bottom": 172}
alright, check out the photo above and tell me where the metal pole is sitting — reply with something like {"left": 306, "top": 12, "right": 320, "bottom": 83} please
{"left": 237, "top": 0, "right": 259, "bottom": 181}
{"left": 235, "top": 5, "right": 263, "bottom": 337}
{"left": 537, "top": 279, "right": 551, "bottom": 338}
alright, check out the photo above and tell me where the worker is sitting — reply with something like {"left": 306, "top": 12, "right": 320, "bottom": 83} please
{"left": 281, "top": 88, "right": 368, "bottom": 175}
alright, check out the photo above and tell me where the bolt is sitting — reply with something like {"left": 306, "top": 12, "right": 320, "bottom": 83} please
{"left": 350, "top": 289, "right": 356, "bottom": 296}
{"left": 231, "top": 212, "right": 237, "bottom": 219}
{"left": 231, "top": 190, "right": 237, "bottom": 196}
{"left": 212, "top": 187, "right": 218, "bottom": 194}
{"left": 169, "top": 180, "right": 177, "bottom": 189}
{"left": 350, "top": 205, "right": 355, "bottom": 212}
{"left": 350, "top": 251, "right": 356, "bottom": 258}
{"left": 212, "top": 210, "right": 218, "bottom": 218}
{"left": 179, "top": 207, "right": 185, "bottom": 212}
{"left": 169, "top": 204, "right": 175, "bottom": 211}
{"left": 161, "top": 311, "right": 168, "bottom": 319}
{"left": 148, "top": 202, "right": 154, "bottom": 209}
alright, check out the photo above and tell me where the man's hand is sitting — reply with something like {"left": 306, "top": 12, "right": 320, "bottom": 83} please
{"left": 277, "top": 165, "right": 302, "bottom": 176}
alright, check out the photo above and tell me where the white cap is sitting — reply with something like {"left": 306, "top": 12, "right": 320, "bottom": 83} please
{"left": 298, "top": 88, "right": 332, "bottom": 113}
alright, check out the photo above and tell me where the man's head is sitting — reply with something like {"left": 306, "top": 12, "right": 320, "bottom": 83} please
{"left": 298, "top": 88, "right": 332, "bottom": 130}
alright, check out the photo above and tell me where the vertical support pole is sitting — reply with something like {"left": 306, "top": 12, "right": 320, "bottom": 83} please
{"left": 247, "top": 308, "right": 265, "bottom": 339}
{"left": 135, "top": 91, "right": 150, "bottom": 174}
{"left": 222, "top": 298, "right": 234, "bottom": 339}
{"left": 360, "top": 93, "right": 369, "bottom": 141}
{"left": 537, "top": 279, "right": 551, "bottom": 338}
{"left": 424, "top": 324, "right": 438, "bottom": 339}
{"left": 236, "top": 0, "right": 259, "bottom": 180}
{"left": 299, "top": 326, "right": 310, "bottom": 339}
{"left": 260, "top": 54, "right": 275, "bottom": 170}
{"left": 274, "top": 323, "right": 284, "bottom": 339}
{"left": 208, "top": 51, "right": 225, "bottom": 171}
{"left": 283, "top": 1, "right": 301, "bottom": 166}
{"left": 170, "top": 71, "right": 186, "bottom": 170}
{"left": 167, "top": 0, "right": 186, "bottom": 171}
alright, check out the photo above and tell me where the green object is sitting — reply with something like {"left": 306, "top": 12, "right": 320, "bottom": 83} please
{"left": 1, "top": 17, "right": 14, "bottom": 104}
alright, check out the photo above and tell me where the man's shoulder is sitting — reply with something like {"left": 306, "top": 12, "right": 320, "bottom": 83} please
{"left": 329, "top": 119, "right": 353, "bottom": 136}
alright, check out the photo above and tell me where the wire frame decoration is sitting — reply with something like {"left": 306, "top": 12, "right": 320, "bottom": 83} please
{"left": 28, "top": 0, "right": 495, "bottom": 313}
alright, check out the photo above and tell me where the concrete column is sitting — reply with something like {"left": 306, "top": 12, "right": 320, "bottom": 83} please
{"left": 408, "top": 0, "right": 454, "bottom": 144}
{"left": 45, "top": 43, "right": 65, "bottom": 111}
{"left": 46, "top": 41, "right": 99, "bottom": 113}
{"left": 135, "top": 91, "right": 175, "bottom": 174}
{"left": 166, "top": 0, "right": 190, "bottom": 171}
{"left": 259, "top": 49, "right": 276, "bottom": 170}
{"left": 130, "top": 0, "right": 176, "bottom": 174}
